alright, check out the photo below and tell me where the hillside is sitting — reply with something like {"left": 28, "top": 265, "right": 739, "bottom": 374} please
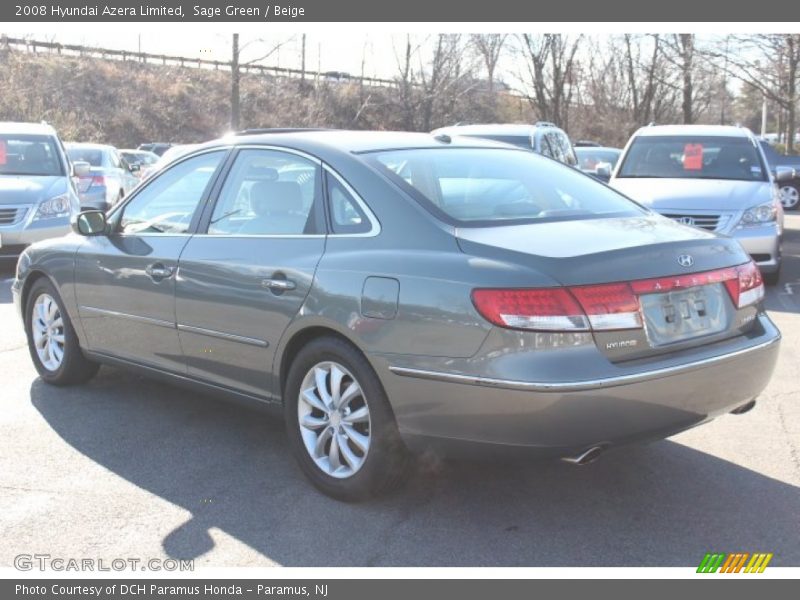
{"left": 0, "top": 47, "right": 525, "bottom": 147}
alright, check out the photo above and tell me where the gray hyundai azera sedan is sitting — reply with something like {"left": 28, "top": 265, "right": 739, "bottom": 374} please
{"left": 12, "top": 130, "right": 781, "bottom": 500}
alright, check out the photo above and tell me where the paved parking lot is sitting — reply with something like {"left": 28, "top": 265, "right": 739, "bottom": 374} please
{"left": 1, "top": 217, "right": 799, "bottom": 568}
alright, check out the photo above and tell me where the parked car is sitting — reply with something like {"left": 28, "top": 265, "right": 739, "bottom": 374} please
{"left": 137, "top": 143, "right": 173, "bottom": 156}
{"left": 65, "top": 143, "right": 140, "bottom": 211}
{"left": 119, "top": 149, "right": 160, "bottom": 180}
{"left": 139, "top": 144, "right": 199, "bottom": 180}
{"left": 575, "top": 146, "right": 622, "bottom": 182}
{"left": 431, "top": 122, "right": 579, "bottom": 167}
{"left": 610, "top": 125, "right": 787, "bottom": 285}
{"left": 14, "top": 130, "right": 780, "bottom": 500}
{"left": 0, "top": 122, "right": 85, "bottom": 263}
{"left": 758, "top": 140, "right": 800, "bottom": 210}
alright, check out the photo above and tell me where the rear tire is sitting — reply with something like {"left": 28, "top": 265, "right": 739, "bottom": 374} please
{"left": 24, "top": 278, "right": 99, "bottom": 386}
{"left": 284, "top": 336, "right": 412, "bottom": 501}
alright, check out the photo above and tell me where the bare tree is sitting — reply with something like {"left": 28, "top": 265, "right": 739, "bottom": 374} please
{"left": 230, "top": 33, "right": 295, "bottom": 130}
{"left": 715, "top": 35, "right": 800, "bottom": 152}
{"left": 392, "top": 34, "right": 474, "bottom": 131}
{"left": 517, "top": 34, "right": 582, "bottom": 128}
{"left": 471, "top": 34, "right": 507, "bottom": 94}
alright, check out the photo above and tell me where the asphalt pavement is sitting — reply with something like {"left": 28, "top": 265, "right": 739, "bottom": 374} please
{"left": 0, "top": 217, "right": 798, "bottom": 567}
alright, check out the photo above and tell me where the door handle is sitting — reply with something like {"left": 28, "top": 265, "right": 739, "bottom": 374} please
{"left": 145, "top": 263, "right": 174, "bottom": 281}
{"left": 261, "top": 278, "right": 296, "bottom": 292}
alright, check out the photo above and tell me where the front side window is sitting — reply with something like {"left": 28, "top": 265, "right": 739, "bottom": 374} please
{"left": 0, "top": 135, "right": 63, "bottom": 176}
{"left": 119, "top": 150, "right": 225, "bottom": 234}
{"left": 208, "top": 149, "right": 322, "bottom": 236}
{"left": 618, "top": 135, "right": 767, "bottom": 181}
{"left": 369, "top": 147, "right": 643, "bottom": 226}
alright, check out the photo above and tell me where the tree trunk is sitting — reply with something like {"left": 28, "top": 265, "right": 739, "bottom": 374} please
{"left": 231, "top": 33, "right": 240, "bottom": 131}
{"left": 680, "top": 34, "right": 694, "bottom": 124}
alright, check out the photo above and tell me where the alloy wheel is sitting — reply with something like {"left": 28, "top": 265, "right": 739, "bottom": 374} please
{"left": 31, "top": 293, "right": 65, "bottom": 372}
{"left": 780, "top": 184, "right": 799, "bottom": 209}
{"left": 297, "top": 361, "right": 371, "bottom": 479}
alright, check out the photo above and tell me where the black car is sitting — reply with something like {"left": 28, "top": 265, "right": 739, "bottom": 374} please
{"left": 759, "top": 140, "right": 800, "bottom": 210}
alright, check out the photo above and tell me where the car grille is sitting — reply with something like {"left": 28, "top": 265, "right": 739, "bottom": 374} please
{"left": 661, "top": 213, "right": 722, "bottom": 231}
{"left": 0, "top": 206, "right": 28, "bottom": 226}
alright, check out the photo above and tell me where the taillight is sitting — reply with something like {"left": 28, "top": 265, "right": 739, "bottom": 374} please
{"left": 90, "top": 175, "right": 105, "bottom": 187}
{"left": 471, "top": 288, "right": 589, "bottom": 331}
{"left": 471, "top": 261, "right": 764, "bottom": 332}
{"left": 725, "top": 261, "right": 764, "bottom": 308}
{"left": 570, "top": 283, "right": 642, "bottom": 330}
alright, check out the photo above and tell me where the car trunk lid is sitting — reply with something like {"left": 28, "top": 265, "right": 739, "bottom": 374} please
{"left": 457, "top": 215, "right": 760, "bottom": 361}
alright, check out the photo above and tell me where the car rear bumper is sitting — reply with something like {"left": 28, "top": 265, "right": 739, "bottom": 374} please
{"left": 379, "top": 313, "right": 780, "bottom": 457}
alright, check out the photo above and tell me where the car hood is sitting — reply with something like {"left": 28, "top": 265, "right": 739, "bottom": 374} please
{"left": 456, "top": 214, "right": 748, "bottom": 286}
{"left": 0, "top": 175, "right": 65, "bottom": 205}
{"left": 610, "top": 178, "right": 773, "bottom": 211}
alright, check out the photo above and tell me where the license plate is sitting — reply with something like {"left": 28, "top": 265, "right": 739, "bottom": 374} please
{"left": 640, "top": 283, "right": 730, "bottom": 346}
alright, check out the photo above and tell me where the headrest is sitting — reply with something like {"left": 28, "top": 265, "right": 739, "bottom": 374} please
{"left": 250, "top": 181, "right": 303, "bottom": 216}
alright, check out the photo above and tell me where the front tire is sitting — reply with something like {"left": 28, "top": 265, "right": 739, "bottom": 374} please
{"left": 284, "top": 336, "right": 411, "bottom": 501}
{"left": 779, "top": 182, "right": 800, "bottom": 211}
{"left": 24, "top": 278, "right": 99, "bottom": 386}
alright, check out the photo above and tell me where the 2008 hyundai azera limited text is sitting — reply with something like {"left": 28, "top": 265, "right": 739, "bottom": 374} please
{"left": 12, "top": 130, "right": 781, "bottom": 500}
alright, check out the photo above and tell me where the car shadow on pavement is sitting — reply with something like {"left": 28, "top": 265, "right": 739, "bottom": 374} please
{"left": 30, "top": 367, "right": 800, "bottom": 567}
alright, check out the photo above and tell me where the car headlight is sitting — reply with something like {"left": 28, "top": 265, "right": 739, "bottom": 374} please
{"left": 738, "top": 201, "right": 777, "bottom": 228}
{"left": 33, "top": 194, "right": 71, "bottom": 221}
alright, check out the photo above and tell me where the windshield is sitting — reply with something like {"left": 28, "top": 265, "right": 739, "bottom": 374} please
{"left": 576, "top": 148, "right": 621, "bottom": 170}
{"left": 0, "top": 135, "right": 63, "bottom": 176}
{"left": 67, "top": 147, "right": 105, "bottom": 167}
{"left": 618, "top": 135, "right": 767, "bottom": 181}
{"left": 368, "top": 148, "right": 644, "bottom": 226}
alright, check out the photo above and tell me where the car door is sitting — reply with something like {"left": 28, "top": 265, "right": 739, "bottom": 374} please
{"left": 174, "top": 147, "right": 327, "bottom": 399}
{"left": 74, "top": 149, "right": 228, "bottom": 372}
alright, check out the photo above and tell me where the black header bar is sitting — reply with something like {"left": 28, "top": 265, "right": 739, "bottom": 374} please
{"left": 3, "top": 0, "right": 800, "bottom": 22}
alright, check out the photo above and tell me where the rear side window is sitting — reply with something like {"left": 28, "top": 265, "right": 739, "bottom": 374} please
{"left": 207, "top": 149, "right": 323, "bottom": 236}
{"left": 326, "top": 172, "right": 371, "bottom": 234}
{"left": 369, "top": 147, "right": 643, "bottom": 226}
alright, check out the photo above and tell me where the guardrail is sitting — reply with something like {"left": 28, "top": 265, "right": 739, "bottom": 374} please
{"left": 0, "top": 35, "right": 398, "bottom": 88}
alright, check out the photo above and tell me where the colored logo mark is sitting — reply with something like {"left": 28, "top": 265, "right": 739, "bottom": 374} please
{"left": 697, "top": 552, "right": 773, "bottom": 573}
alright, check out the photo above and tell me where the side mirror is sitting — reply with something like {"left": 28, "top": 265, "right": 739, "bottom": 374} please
{"left": 595, "top": 163, "right": 612, "bottom": 179}
{"left": 71, "top": 210, "right": 108, "bottom": 236}
{"left": 72, "top": 160, "right": 91, "bottom": 177}
{"left": 129, "top": 163, "right": 140, "bottom": 173}
{"left": 774, "top": 166, "right": 796, "bottom": 182}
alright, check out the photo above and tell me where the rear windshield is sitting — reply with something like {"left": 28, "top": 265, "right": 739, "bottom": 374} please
{"left": 576, "top": 148, "right": 621, "bottom": 170}
{"left": 368, "top": 148, "right": 644, "bottom": 226}
{"left": 67, "top": 147, "right": 104, "bottom": 167}
{"left": 618, "top": 135, "right": 767, "bottom": 181}
{"left": 0, "top": 134, "right": 63, "bottom": 176}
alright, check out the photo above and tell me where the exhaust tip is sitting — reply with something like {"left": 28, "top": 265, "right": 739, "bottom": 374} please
{"left": 730, "top": 399, "right": 757, "bottom": 415}
{"left": 562, "top": 445, "right": 605, "bottom": 466}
